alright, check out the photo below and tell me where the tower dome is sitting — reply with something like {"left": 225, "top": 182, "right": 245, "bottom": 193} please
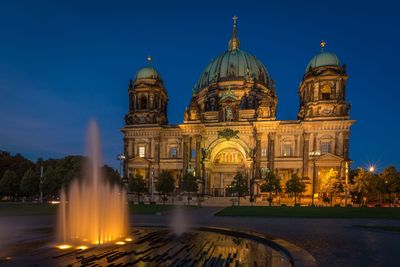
{"left": 134, "top": 57, "right": 162, "bottom": 81}
{"left": 306, "top": 41, "right": 340, "bottom": 71}
{"left": 195, "top": 16, "right": 273, "bottom": 92}
{"left": 135, "top": 66, "right": 162, "bottom": 81}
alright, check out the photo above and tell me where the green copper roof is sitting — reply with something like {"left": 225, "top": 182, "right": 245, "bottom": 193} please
{"left": 135, "top": 67, "right": 162, "bottom": 81}
{"left": 306, "top": 52, "right": 340, "bottom": 71}
{"left": 195, "top": 49, "right": 271, "bottom": 91}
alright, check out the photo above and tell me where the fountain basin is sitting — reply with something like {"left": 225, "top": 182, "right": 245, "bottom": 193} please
{"left": 1, "top": 226, "right": 318, "bottom": 267}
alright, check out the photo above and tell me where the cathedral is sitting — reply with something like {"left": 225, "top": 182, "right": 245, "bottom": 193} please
{"left": 121, "top": 18, "right": 355, "bottom": 202}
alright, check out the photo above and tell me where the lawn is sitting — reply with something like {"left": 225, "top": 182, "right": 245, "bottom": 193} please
{"left": 0, "top": 202, "right": 57, "bottom": 216}
{"left": 0, "top": 202, "right": 175, "bottom": 216}
{"left": 129, "top": 204, "right": 175, "bottom": 214}
{"left": 215, "top": 206, "right": 400, "bottom": 219}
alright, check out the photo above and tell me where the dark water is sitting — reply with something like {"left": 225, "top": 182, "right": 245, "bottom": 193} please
{"left": 0, "top": 227, "right": 292, "bottom": 267}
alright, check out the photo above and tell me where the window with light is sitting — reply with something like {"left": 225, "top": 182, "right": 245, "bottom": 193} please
{"left": 282, "top": 143, "right": 293, "bottom": 157}
{"left": 169, "top": 147, "right": 177, "bottom": 158}
{"left": 261, "top": 148, "right": 267, "bottom": 157}
{"left": 139, "top": 146, "right": 145, "bottom": 158}
{"left": 321, "top": 142, "right": 331, "bottom": 154}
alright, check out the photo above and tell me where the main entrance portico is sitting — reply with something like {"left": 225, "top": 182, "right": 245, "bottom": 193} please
{"left": 204, "top": 139, "right": 252, "bottom": 196}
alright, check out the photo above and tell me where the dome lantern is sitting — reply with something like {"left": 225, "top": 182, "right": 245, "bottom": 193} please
{"left": 228, "top": 15, "right": 240, "bottom": 51}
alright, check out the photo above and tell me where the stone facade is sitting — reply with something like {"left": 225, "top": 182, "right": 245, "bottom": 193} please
{"left": 121, "top": 21, "right": 355, "bottom": 202}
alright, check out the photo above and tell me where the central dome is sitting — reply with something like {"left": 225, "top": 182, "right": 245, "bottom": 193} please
{"left": 195, "top": 18, "right": 272, "bottom": 92}
{"left": 195, "top": 49, "right": 271, "bottom": 91}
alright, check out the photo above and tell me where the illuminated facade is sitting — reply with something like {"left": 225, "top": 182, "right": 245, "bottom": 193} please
{"left": 121, "top": 19, "right": 355, "bottom": 202}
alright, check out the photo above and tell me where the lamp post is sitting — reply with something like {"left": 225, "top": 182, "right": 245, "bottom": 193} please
{"left": 39, "top": 165, "right": 44, "bottom": 203}
{"left": 250, "top": 147, "right": 257, "bottom": 204}
{"left": 201, "top": 148, "right": 207, "bottom": 196}
{"left": 309, "top": 150, "right": 321, "bottom": 206}
{"left": 151, "top": 166, "right": 155, "bottom": 200}
{"left": 344, "top": 161, "right": 349, "bottom": 206}
{"left": 117, "top": 154, "right": 126, "bottom": 182}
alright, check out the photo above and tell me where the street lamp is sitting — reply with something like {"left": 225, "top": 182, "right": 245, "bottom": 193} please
{"left": 344, "top": 161, "right": 349, "bottom": 206}
{"left": 369, "top": 166, "right": 375, "bottom": 173}
{"left": 309, "top": 150, "right": 321, "bottom": 205}
{"left": 117, "top": 154, "right": 126, "bottom": 180}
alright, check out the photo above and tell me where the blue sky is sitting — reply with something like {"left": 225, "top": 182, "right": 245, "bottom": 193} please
{"left": 0, "top": 0, "right": 399, "bottom": 170}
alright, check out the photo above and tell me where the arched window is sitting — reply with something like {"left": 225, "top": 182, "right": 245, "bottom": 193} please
{"left": 154, "top": 95, "right": 159, "bottom": 109}
{"left": 321, "top": 84, "right": 331, "bottom": 100}
{"left": 169, "top": 147, "right": 177, "bottom": 158}
{"left": 140, "top": 96, "right": 147, "bottom": 109}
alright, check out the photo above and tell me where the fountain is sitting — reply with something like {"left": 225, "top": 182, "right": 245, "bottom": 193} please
{"left": 170, "top": 205, "right": 189, "bottom": 236}
{"left": 0, "top": 120, "right": 298, "bottom": 266}
{"left": 57, "top": 121, "right": 128, "bottom": 245}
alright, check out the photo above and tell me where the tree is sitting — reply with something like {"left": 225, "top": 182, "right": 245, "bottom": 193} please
{"left": 128, "top": 172, "right": 147, "bottom": 203}
{"left": 41, "top": 166, "right": 62, "bottom": 200}
{"left": 322, "top": 173, "right": 344, "bottom": 207}
{"left": 103, "top": 165, "right": 122, "bottom": 185}
{"left": 260, "top": 170, "right": 281, "bottom": 206}
{"left": 0, "top": 151, "right": 34, "bottom": 180}
{"left": 285, "top": 173, "right": 306, "bottom": 205}
{"left": 227, "top": 172, "right": 248, "bottom": 206}
{"left": 379, "top": 166, "right": 398, "bottom": 207}
{"left": 0, "top": 170, "right": 18, "bottom": 200}
{"left": 156, "top": 170, "right": 175, "bottom": 204}
{"left": 181, "top": 172, "right": 199, "bottom": 205}
{"left": 351, "top": 168, "right": 382, "bottom": 205}
{"left": 20, "top": 168, "right": 39, "bottom": 200}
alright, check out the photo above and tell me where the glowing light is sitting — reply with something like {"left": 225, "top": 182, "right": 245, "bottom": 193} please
{"left": 369, "top": 166, "right": 375, "bottom": 172}
{"left": 4, "top": 256, "right": 12, "bottom": 260}
{"left": 115, "top": 241, "right": 125, "bottom": 245}
{"left": 57, "top": 244, "right": 72, "bottom": 249}
{"left": 125, "top": 238, "right": 133, "bottom": 242}
{"left": 51, "top": 201, "right": 60, "bottom": 204}
{"left": 76, "top": 246, "right": 88, "bottom": 250}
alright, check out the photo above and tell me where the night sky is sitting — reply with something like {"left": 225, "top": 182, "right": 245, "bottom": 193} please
{"left": 0, "top": 0, "right": 399, "bottom": 170}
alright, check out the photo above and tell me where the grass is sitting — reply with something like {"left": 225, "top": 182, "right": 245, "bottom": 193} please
{"left": 0, "top": 202, "right": 176, "bottom": 216}
{"left": 215, "top": 206, "right": 400, "bottom": 219}
{"left": 129, "top": 204, "right": 175, "bottom": 214}
{"left": 0, "top": 202, "right": 57, "bottom": 216}
{"left": 352, "top": 225, "right": 400, "bottom": 233}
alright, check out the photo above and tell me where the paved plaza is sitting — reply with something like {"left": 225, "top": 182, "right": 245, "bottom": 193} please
{"left": 0, "top": 208, "right": 399, "bottom": 266}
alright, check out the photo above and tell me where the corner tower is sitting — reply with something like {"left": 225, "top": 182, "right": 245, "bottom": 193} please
{"left": 125, "top": 58, "right": 168, "bottom": 125}
{"left": 298, "top": 41, "right": 350, "bottom": 120}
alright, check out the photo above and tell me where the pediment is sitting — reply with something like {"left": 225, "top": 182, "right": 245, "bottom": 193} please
{"left": 315, "top": 153, "right": 343, "bottom": 166}
{"left": 128, "top": 156, "right": 150, "bottom": 167}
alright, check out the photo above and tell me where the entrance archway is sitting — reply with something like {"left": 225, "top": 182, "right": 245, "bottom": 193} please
{"left": 206, "top": 141, "right": 251, "bottom": 196}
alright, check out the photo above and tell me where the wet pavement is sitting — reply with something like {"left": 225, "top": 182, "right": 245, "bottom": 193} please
{"left": 1, "top": 207, "right": 399, "bottom": 266}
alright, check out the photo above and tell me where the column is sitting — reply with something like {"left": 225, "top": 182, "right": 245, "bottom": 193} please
{"left": 182, "top": 135, "right": 190, "bottom": 174}
{"left": 195, "top": 135, "right": 201, "bottom": 177}
{"left": 302, "top": 133, "right": 310, "bottom": 178}
{"left": 343, "top": 131, "right": 350, "bottom": 160}
{"left": 154, "top": 137, "right": 160, "bottom": 178}
{"left": 255, "top": 137, "right": 261, "bottom": 179}
{"left": 150, "top": 138, "right": 155, "bottom": 160}
{"left": 267, "top": 133, "right": 275, "bottom": 171}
